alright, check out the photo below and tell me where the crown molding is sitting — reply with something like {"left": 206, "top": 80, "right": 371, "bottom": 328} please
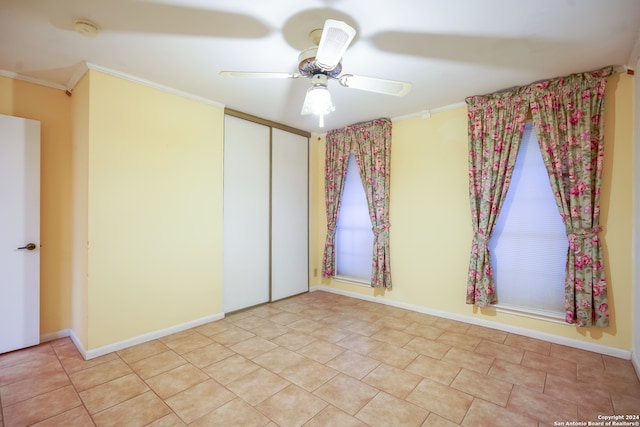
{"left": 0, "top": 62, "right": 225, "bottom": 109}
{"left": 84, "top": 62, "right": 225, "bottom": 108}
{"left": 65, "top": 62, "right": 89, "bottom": 90}
{"left": 0, "top": 69, "right": 67, "bottom": 91}
{"left": 391, "top": 101, "right": 467, "bottom": 122}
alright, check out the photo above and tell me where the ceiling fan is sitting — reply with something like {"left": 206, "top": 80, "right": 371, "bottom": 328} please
{"left": 220, "top": 19, "right": 412, "bottom": 127}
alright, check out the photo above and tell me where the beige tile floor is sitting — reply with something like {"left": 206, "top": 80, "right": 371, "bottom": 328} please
{"left": 1, "top": 291, "right": 639, "bottom": 426}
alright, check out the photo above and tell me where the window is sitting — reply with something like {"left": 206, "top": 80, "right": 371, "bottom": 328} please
{"left": 335, "top": 153, "right": 373, "bottom": 283}
{"left": 489, "top": 125, "right": 568, "bottom": 319}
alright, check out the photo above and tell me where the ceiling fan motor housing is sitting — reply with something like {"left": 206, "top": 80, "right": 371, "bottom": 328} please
{"left": 298, "top": 47, "right": 342, "bottom": 78}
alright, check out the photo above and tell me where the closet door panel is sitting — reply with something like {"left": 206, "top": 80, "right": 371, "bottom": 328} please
{"left": 271, "top": 128, "right": 309, "bottom": 301}
{"left": 223, "top": 115, "right": 270, "bottom": 312}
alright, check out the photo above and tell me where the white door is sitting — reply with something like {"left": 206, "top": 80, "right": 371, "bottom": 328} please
{"left": 271, "top": 129, "right": 309, "bottom": 300}
{"left": 223, "top": 115, "right": 270, "bottom": 312}
{"left": 0, "top": 113, "right": 41, "bottom": 354}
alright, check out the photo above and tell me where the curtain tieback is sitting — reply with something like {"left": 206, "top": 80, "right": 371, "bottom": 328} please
{"left": 473, "top": 233, "right": 490, "bottom": 245}
{"left": 373, "top": 223, "right": 390, "bottom": 237}
{"left": 567, "top": 226, "right": 601, "bottom": 239}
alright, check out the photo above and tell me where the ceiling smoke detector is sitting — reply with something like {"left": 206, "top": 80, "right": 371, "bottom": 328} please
{"left": 74, "top": 19, "right": 99, "bottom": 38}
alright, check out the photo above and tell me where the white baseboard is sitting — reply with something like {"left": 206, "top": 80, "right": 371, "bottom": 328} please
{"left": 68, "top": 329, "right": 88, "bottom": 360}
{"left": 38, "top": 329, "right": 88, "bottom": 360}
{"left": 40, "top": 329, "right": 72, "bottom": 343}
{"left": 40, "top": 312, "right": 225, "bottom": 360}
{"left": 310, "top": 285, "right": 633, "bottom": 360}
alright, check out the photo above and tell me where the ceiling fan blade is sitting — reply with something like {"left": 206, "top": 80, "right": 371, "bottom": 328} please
{"left": 315, "top": 19, "right": 356, "bottom": 71}
{"left": 219, "top": 71, "right": 300, "bottom": 79}
{"left": 338, "top": 74, "right": 412, "bottom": 96}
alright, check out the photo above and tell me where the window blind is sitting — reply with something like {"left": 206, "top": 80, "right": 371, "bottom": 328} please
{"left": 489, "top": 126, "right": 568, "bottom": 318}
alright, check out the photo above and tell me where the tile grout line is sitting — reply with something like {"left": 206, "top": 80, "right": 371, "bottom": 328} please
{"left": 64, "top": 341, "right": 158, "bottom": 425}
{"left": 204, "top": 313, "right": 377, "bottom": 424}
{"left": 114, "top": 349, "right": 184, "bottom": 425}
{"left": 53, "top": 341, "right": 93, "bottom": 426}
{"left": 42, "top": 342, "right": 94, "bottom": 426}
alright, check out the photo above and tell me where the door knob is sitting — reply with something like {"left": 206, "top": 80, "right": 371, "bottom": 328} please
{"left": 17, "top": 243, "right": 37, "bottom": 251}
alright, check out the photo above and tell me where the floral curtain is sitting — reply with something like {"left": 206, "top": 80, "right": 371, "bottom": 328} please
{"left": 321, "top": 129, "right": 351, "bottom": 278}
{"left": 322, "top": 118, "right": 393, "bottom": 288}
{"left": 465, "top": 89, "right": 529, "bottom": 306}
{"left": 526, "top": 68, "right": 612, "bottom": 327}
{"left": 351, "top": 118, "right": 393, "bottom": 288}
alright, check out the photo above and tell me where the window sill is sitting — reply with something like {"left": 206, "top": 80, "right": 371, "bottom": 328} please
{"left": 490, "top": 304, "right": 566, "bottom": 325}
{"left": 333, "top": 275, "right": 371, "bottom": 287}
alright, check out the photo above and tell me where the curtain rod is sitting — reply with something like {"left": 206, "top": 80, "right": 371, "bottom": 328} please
{"left": 393, "top": 65, "right": 634, "bottom": 123}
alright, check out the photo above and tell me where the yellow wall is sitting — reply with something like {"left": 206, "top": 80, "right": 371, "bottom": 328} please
{"left": 1, "top": 68, "right": 633, "bottom": 354}
{"left": 2, "top": 70, "right": 225, "bottom": 352}
{"left": 310, "top": 73, "right": 635, "bottom": 351}
{"left": 70, "top": 73, "right": 90, "bottom": 347}
{"left": 0, "top": 75, "right": 73, "bottom": 337}
{"left": 84, "top": 70, "right": 224, "bottom": 349}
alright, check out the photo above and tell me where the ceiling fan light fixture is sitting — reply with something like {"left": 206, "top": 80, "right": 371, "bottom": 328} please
{"left": 300, "top": 74, "right": 335, "bottom": 116}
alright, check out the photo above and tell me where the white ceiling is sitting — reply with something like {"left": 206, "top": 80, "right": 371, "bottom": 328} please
{"left": 1, "top": 0, "right": 639, "bottom": 132}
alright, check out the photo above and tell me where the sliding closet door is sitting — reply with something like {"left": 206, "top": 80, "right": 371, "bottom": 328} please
{"left": 271, "top": 128, "right": 309, "bottom": 300}
{"left": 223, "top": 115, "right": 270, "bottom": 312}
